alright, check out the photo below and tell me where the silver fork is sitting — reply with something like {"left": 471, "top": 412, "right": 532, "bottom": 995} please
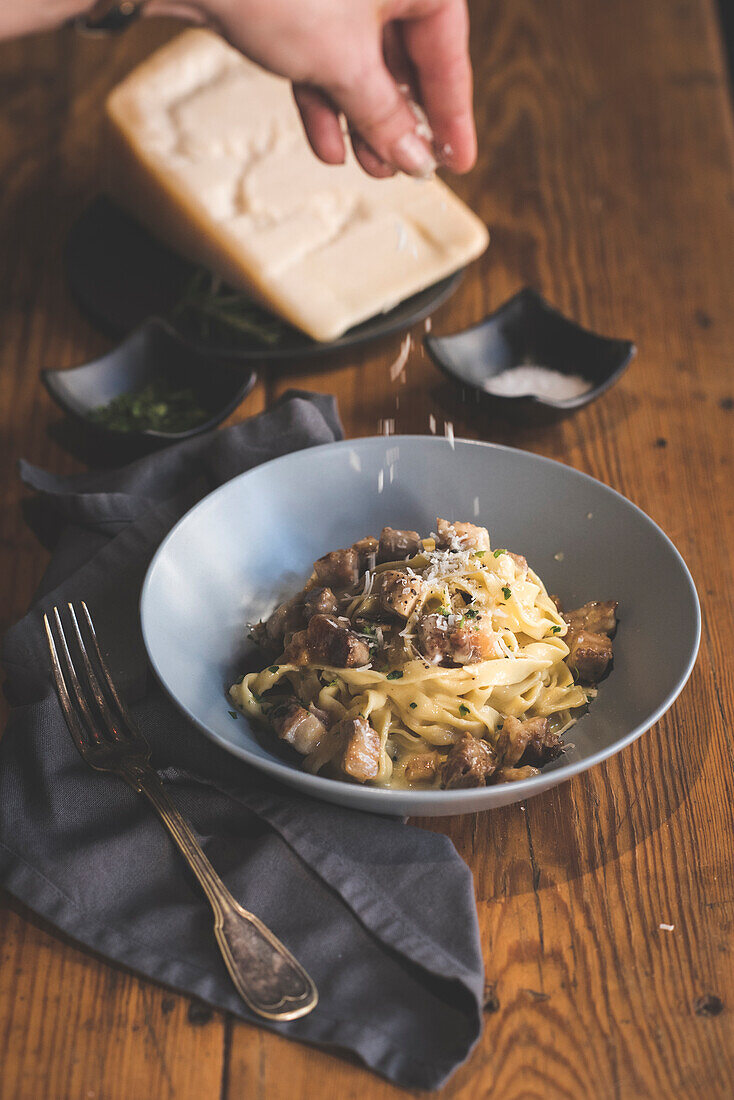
{"left": 44, "top": 601, "right": 318, "bottom": 1022}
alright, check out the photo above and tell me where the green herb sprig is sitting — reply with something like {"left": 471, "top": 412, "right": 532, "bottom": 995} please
{"left": 172, "top": 269, "right": 291, "bottom": 346}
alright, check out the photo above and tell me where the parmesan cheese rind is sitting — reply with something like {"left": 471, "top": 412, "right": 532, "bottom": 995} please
{"left": 105, "top": 30, "right": 489, "bottom": 342}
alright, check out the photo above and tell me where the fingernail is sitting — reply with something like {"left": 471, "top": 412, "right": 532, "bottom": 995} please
{"left": 393, "top": 133, "right": 437, "bottom": 179}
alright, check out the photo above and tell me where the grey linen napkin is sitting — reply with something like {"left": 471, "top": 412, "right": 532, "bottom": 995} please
{"left": 0, "top": 392, "right": 484, "bottom": 1090}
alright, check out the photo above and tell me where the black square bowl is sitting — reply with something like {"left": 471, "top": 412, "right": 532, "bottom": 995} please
{"left": 42, "top": 318, "right": 257, "bottom": 448}
{"left": 424, "top": 287, "right": 636, "bottom": 413}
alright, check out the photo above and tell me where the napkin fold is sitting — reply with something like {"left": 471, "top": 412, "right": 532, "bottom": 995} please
{"left": 0, "top": 392, "right": 484, "bottom": 1090}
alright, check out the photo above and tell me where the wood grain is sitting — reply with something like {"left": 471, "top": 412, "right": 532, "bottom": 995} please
{"left": 2, "top": 0, "right": 734, "bottom": 1097}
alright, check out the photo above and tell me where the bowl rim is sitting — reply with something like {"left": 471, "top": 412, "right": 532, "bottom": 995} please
{"left": 140, "top": 434, "right": 701, "bottom": 809}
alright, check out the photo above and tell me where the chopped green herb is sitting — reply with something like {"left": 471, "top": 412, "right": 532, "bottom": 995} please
{"left": 473, "top": 550, "right": 486, "bottom": 558}
{"left": 228, "top": 710, "right": 238, "bottom": 720}
{"left": 268, "top": 665, "right": 280, "bottom": 673}
{"left": 459, "top": 704, "right": 470, "bottom": 717}
{"left": 88, "top": 377, "right": 209, "bottom": 435}
{"left": 551, "top": 625, "right": 562, "bottom": 634}
{"left": 464, "top": 608, "right": 478, "bottom": 619}
{"left": 410, "top": 702, "right": 418, "bottom": 709}
{"left": 502, "top": 586, "right": 512, "bottom": 600}
{"left": 326, "top": 678, "right": 338, "bottom": 687}
{"left": 493, "top": 548, "right": 506, "bottom": 558}
{"left": 386, "top": 670, "right": 404, "bottom": 680}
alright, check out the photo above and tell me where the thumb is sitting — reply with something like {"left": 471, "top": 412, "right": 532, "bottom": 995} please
{"left": 329, "top": 55, "right": 436, "bottom": 178}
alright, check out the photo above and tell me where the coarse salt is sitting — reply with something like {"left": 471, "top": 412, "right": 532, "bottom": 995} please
{"left": 659, "top": 923, "right": 675, "bottom": 932}
{"left": 482, "top": 365, "right": 592, "bottom": 402}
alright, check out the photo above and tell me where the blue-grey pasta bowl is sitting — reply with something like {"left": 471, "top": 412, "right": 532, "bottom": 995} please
{"left": 140, "top": 435, "right": 700, "bottom": 816}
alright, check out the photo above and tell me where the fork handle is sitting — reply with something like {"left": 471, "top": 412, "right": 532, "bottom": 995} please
{"left": 122, "top": 763, "right": 318, "bottom": 1022}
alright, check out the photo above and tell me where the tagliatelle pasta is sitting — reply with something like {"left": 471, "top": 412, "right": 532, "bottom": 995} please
{"left": 230, "top": 521, "right": 616, "bottom": 790}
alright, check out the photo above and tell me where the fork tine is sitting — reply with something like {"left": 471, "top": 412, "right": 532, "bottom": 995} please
{"left": 80, "top": 601, "right": 135, "bottom": 726}
{"left": 51, "top": 606, "right": 104, "bottom": 746}
{"left": 43, "top": 612, "right": 98, "bottom": 755}
{"left": 67, "top": 603, "right": 127, "bottom": 743}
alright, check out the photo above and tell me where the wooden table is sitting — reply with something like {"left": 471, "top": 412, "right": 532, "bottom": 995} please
{"left": 1, "top": 1, "right": 733, "bottom": 1096}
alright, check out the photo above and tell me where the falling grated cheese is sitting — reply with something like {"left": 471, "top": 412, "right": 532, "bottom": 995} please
{"left": 389, "top": 334, "right": 412, "bottom": 382}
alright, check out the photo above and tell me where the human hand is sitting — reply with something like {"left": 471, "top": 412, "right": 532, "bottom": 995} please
{"left": 152, "top": 0, "right": 476, "bottom": 178}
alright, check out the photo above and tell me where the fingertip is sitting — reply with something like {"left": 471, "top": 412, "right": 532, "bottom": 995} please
{"left": 350, "top": 134, "right": 396, "bottom": 178}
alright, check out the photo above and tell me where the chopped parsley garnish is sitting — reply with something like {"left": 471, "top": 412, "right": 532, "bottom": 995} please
{"left": 228, "top": 710, "right": 238, "bottom": 720}
{"left": 410, "top": 701, "right": 418, "bottom": 709}
{"left": 386, "top": 670, "right": 404, "bottom": 680}
{"left": 493, "top": 548, "right": 506, "bottom": 558}
{"left": 473, "top": 550, "right": 486, "bottom": 558}
{"left": 268, "top": 665, "right": 280, "bottom": 673}
{"left": 551, "top": 626, "right": 561, "bottom": 634}
{"left": 326, "top": 678, "right": 338, "bottom": 687}
{"left": 361, "top": 624, "right": 376, "bottom": 636}
{"left": 88, "top": 377, "right": 209, "bottom": 435}
{"left": 464, "top": 608, "right": 478, "bottom": 619}
{"left": 502, "top": 586, "right": 512, "bottom": 600}
{"left": 459, "top": 704, "right": 470, "bottom": 717}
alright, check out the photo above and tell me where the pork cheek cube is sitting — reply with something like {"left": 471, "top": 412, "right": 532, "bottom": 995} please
{"left": 272, "top": 702, "right": 328, "bottom": 755}
{"left": 564, "top": 600, "right": 618, "bottom": 637}
{"left": 339, "top": 717, "right": 380, "bottom": 782}
{"left": 374, "top": 570, "right": 423, "bottom": 619}
{"left": 495, "top": 765, "right": 541, "bottom": 783}
{"left": 404, "top": 752, "right": 440, "bottom": 784}
{"left": 352, "top": 535, "right": 379, "bottom": 571}
{"left": 262, "top": 596, "right": 304, "bottom": 649}
{"left": 417, "top": 614, "right": 494, "bottom": 665}
{"left": 436, "top": 518, "right": 491, "bottom": 551}
{"left": 566, "top": 629, "right": 613, "bottom": 683}
{"left": 442, "top": 736, "right": 497, "bottom": 789}
{"left": 518, "top": 717, "right": 564, "bottom": 766}
{"left": 313, "top": 548, "right": 360, "bottom": 589}
{"left": 377, "top": 526, "right": 422, "bottom": 563}
{"left": 285, "top": 614, "right": 370, "bottom": 668}
{"left": 495, "top": 715, "right": 534, "bottom": 767}
{"left": 303, "top": 586, "right": 339, "bottom": 621}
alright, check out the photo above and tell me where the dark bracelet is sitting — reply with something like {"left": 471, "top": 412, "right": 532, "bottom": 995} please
{"left": 73, "top": 0, "right": 147, "bottom": 34}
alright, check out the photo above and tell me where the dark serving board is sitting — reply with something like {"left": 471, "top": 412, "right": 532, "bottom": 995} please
{"left": 64, "top": 197, "right": 464, "bottom": 361}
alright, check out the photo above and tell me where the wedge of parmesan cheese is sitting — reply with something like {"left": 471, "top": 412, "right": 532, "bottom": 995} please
{"left": 104, "top": 30, "right": 489, "bottom": 342}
